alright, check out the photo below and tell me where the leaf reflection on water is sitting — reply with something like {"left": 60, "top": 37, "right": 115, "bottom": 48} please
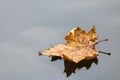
{"left": 51, "top": 56, "right": 98, "bottom": 77}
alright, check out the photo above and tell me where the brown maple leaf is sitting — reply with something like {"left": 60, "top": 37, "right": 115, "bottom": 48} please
{"left": 38, "top": 26, "right": 109, "bottom": 63}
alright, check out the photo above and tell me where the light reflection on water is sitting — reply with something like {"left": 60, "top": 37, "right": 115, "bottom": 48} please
{"left": 0, "top": 0, "right": 120, "bottom": 80}
{"left": 51, "top": 56, "right": 98, "bottom": 77}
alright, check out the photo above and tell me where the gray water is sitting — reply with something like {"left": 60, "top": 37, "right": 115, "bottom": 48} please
{"left": 0, "top": 0, "right": 120, "bottom": 80}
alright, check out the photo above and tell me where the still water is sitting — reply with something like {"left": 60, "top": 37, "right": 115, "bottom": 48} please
{"left": 0, "top": 0, "right": 120, "bottom": 80}
{"left": 0, "top": 26, "right": 120, "bottom": 80}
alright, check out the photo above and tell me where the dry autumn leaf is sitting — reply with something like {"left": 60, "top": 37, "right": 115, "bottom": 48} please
{"left": 38, "top": 26, "right": 109, "bottom": 63}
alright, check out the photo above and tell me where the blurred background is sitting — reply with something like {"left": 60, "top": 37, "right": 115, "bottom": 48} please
{"left": 0, "top": 0, "right": 120, "bottom": 80}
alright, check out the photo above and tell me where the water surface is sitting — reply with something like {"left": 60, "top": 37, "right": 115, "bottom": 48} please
{"left": 0, "top": 0, "right": 120, "bottom": 80}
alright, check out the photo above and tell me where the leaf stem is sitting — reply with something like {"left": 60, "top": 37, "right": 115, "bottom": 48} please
{"left": 37, "top": 51, "right": 43, "bottom": 56}
{"left": 98, "top": 51, "right": 111, "bottom": 55}
{"left": 94, "top": 38, "right": 108, "bottom": 45}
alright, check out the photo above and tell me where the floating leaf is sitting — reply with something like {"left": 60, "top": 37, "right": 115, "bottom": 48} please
{"left": 38, "top": 26, "right": 108, "bottom": 63}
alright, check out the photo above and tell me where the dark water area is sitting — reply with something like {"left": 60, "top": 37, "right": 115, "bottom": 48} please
{"left": 0, "top": 0, "right": 120, "bottom": 80}
{"left": 51, "top": 56, "right": 98, "bottom": 77}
